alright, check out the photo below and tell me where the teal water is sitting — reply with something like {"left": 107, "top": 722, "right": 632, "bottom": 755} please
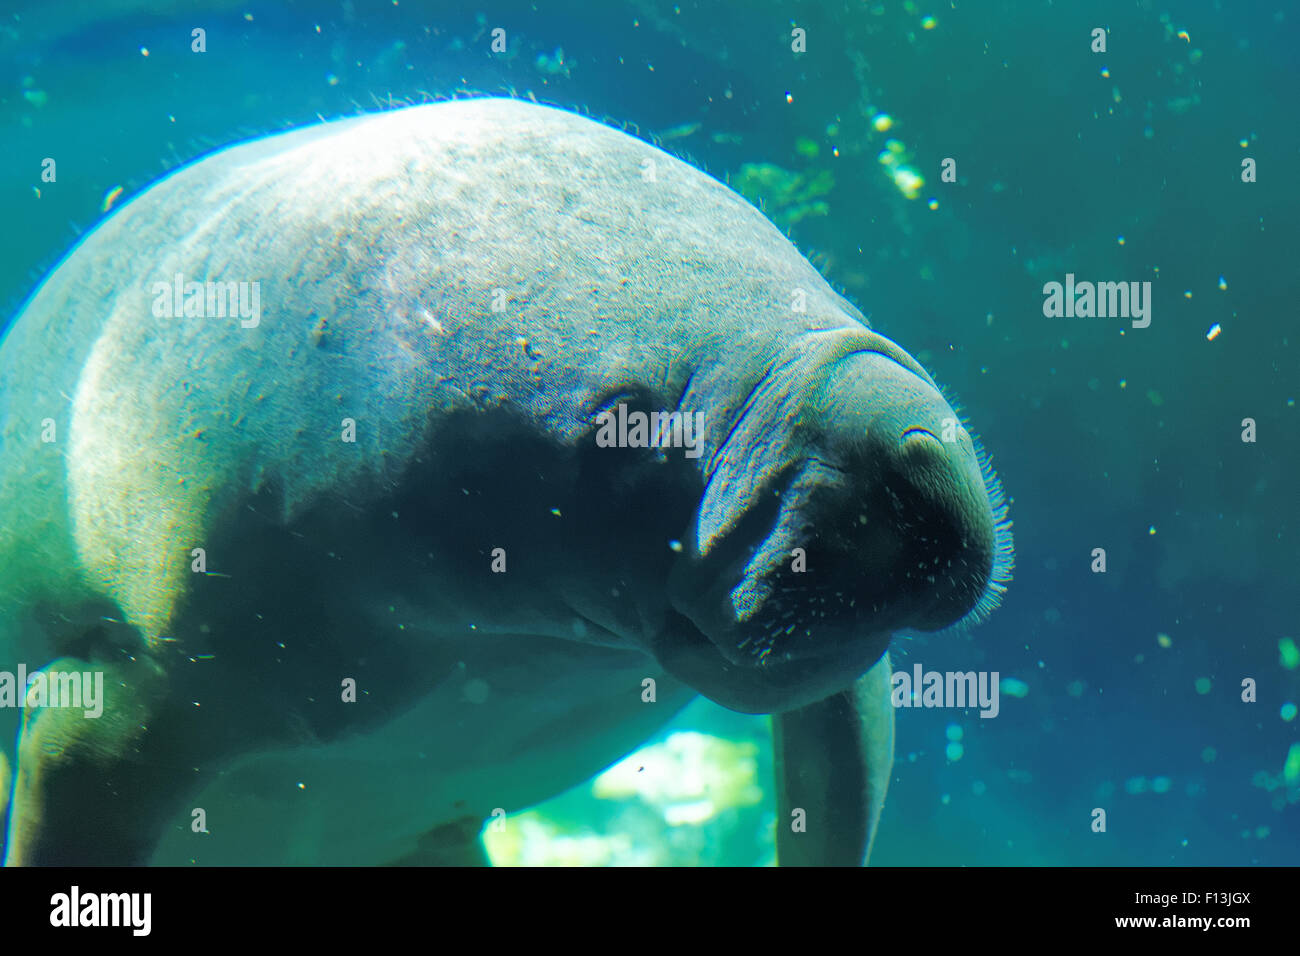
{"left": 1, "top": 0, "right": 1297, "bottom": 865}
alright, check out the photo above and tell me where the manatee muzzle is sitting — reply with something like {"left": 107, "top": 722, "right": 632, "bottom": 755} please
{"left": 663, "top": 332, "right": 1008, "bottom": 711}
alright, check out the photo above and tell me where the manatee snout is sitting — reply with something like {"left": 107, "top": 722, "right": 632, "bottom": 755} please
{"left": 804, "top": 347, "right": 1002, "bottom": 634}
{"left": 882, "top": 426, "right": 997, "bottom": 627}
{"left": 664, "top": 332, "right": 1009, "bottom": 715}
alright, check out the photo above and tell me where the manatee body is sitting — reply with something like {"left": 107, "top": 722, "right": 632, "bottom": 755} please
{"left": 0, "top": 98, "right": 1009, "bottom": 865}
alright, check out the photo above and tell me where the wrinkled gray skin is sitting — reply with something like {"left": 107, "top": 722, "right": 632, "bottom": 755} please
{"left": 0, "top": 99, "right": 999, "bottom": 865}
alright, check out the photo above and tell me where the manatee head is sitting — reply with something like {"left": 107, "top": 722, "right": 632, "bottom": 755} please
{"left": 665, "top": 327, "right": 1013, "bottom": 713}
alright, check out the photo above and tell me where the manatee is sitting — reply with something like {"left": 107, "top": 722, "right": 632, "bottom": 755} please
{"left": 0, "top": 97, "right": 1011, "bottom": 865}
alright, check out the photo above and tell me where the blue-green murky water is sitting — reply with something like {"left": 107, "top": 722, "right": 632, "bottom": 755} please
{"left": 1, "top": 0, "right": 1296, "bottom": 865}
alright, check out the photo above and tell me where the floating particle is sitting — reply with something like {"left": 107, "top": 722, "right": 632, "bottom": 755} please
{"left": 326, "top": 73, "right": 339, "bottom": 86}
{"left": 668, "top": 539, "right": 683, "bottom": 552}
{"left": 872, "top": 112, "right": 893, "bottom": 132}
{"left": 921, "top": 16, "right": 936, "bottom": 30}
{"left": 1146, "top": 389, "right": 1163, "bottom": 407}
{"left": 1183, "top": 289, "right": 1193, "bottom": 299}
{"left": 1194, "top": 677, "right": 1212, "bottom": 695}
{"left": 945, "top": 742, "right": 963, "bottom": 761}
{"left": 1116, "top": 235, "right": 1125, "bottom": 245}
{"left": 1119, "top": 378, "right": 1127, "bottom": 389}
{"left": 1152, "top": 776, "right": 1171, "bottom": 793}
{"left": 1201, "top": 746, "right": 1216, "bottom": 763}
{"left": 1218, "top": 275, "right": 1228, "bottom": 290}
{"left": 941, "top": 793, "right": 951, "bottom": 804}
{"left": 464, "top": 678, "right": 491, "bottom": 704}
{"left": 927, "top": 198, "right": 938, "bottom": 210}
{"left": 1279, "top": 637, "right": 1299, "bottom": 670}
{"left": 100, "top": 185, "right": 124, "bottom": 213}
{"left": 1280, "top": 702, "right": 1297, "bottom": 722}
{"left": 140, "top": 47, "right": 149, "bottom": 57}
{"left": 1067, "top": 680, "right": 1086, "bottom": 697}
{"left": 785, "top": 91, "right": 793, "bottom": 104}
{"left": 549, "top": 507, "right": 562, "bottom": 517}
{"left": 1100, "top": 66, "right": 1110, "bottom": 78}
{"left": 1177, "top": 30, "right": 1190, "bottom": 42}
{"left": 1239, "top": 138, "right": 1249, "bottom": 148}
{"left": 1255, "top": 825, "right": 1271, "bottom": 839}
{"left": 1148, "top": 524, "right": 1158, "bottom": 535}
{"left": 1000, "top": 677, "right": 1029, "bottom": 698}
{"left": 1157, "top": 633, "right": 1172, "bottom": 648}
{"left": 972, "top": 780, "right": 986, "bottom": 796}
{"left": 1285, "top": 744, "right": 1300, "bottom": 785}
{"left": 945, "top": 723, "right": 963, "bottom": 742}
{"left": 1206, "top": 323, "right": 1222, "bottom": 341}
{"left": 297, "top": 782, "right": 306, "bottom": 790}
{"left": 892, "top": 167, "right": 924, "bottom": 199}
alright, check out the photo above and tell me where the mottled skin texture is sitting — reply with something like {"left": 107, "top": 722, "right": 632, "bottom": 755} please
{"left": 0, "top": 99, "right": 999, "bottom": 865}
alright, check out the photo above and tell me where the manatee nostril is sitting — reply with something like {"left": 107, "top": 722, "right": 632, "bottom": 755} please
{"left": 900, "top": 426, "right": 943, "bottom": 448}
{"left": 896, "top": 428, "right": 953, "bottom": 481}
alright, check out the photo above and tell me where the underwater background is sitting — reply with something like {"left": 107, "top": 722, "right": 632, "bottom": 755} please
{"left": 1, "top": 0, "right": 1296, "bottom": 865}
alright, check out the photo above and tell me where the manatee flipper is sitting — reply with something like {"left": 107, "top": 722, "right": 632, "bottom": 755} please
{"left": 383, "top": 816, "right": 490, "bottom": 866}
{"left": 773, "top": 651, "right": 895, "bottom": 866}
{"left": 3, "top": 657, "right": 183, "bottom": 865}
